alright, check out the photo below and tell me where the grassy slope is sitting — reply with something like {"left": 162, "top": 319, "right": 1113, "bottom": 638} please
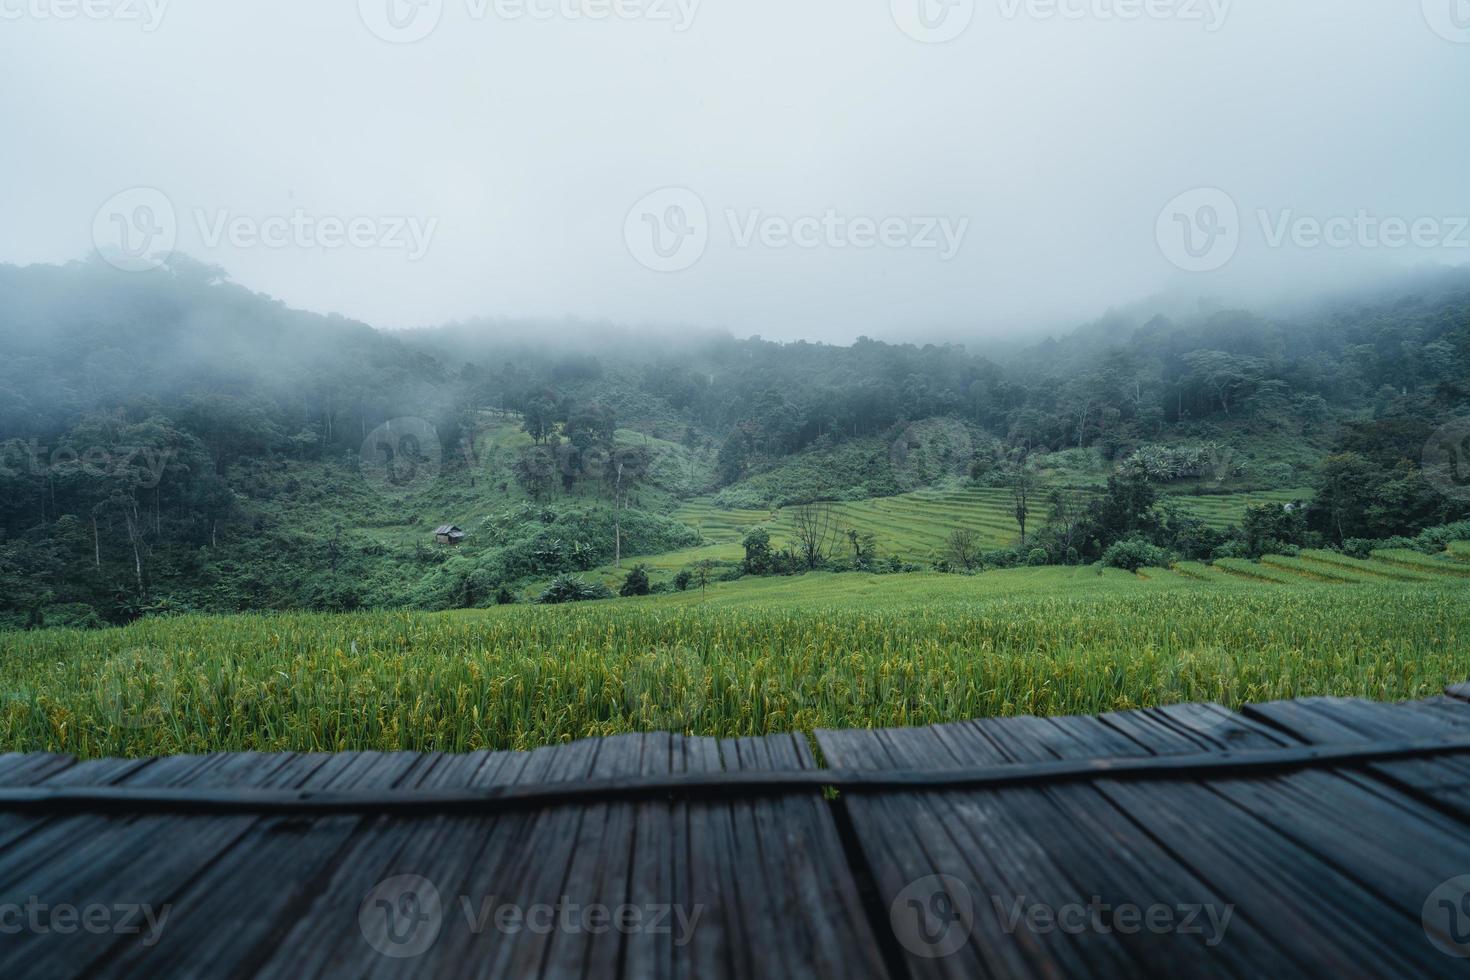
{"left": 2, "top": 558, "right": 1466, "bottom": 758}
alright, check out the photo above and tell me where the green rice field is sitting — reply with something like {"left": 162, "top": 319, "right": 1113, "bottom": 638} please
{"left": 2, "top": 552, "right": 1466, "bottom": 759}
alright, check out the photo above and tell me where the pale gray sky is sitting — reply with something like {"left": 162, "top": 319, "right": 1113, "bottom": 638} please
{"left": 1, "top": 1, "right": 1467, "bottom": 340}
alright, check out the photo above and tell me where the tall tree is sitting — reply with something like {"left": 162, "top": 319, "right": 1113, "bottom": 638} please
{"left": 791, "top": 502, "right": 837, "bottom": 570}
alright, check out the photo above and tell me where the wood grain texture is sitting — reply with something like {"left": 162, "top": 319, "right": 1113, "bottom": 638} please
{"left": 1, "top": 692, "right": 1468, "bottom": 977}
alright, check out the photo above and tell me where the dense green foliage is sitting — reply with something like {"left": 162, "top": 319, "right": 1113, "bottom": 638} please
{"left": 2, "top": 258, "right": 1468, "bottom": 627}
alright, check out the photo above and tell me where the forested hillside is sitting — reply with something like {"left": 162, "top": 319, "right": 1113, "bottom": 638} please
{"left": 2, "top": 257, "right": 1468, "bottom": 628}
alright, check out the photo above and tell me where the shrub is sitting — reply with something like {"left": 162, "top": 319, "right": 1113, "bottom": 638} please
{"left": 673, "top": 570, "right": 693, "bottom": 592}
{"left": 981, "top": 549, "right": 1022, "bottom": 569}
{"left": 711, "top": 438, "right": 904, "bottom": 509}
{"left": 494, "top": 585, "right": 518, "bottom": 606}
{"left": 1102, "top": 538, "right": 1170, "bottom": 573}
{"left": 742, "top": 527, "right": 773, "bottom": 575}
{"left": 1026, "top": 548, "right": 1049, "bottom": 567}
{"left": 536, "top": 575, "right": 613, "bottom": 605}
{"left": 1413, "top": 520, "right": 1470, "bottom": 553}
{"left": 619, "top": 565, "right": 652, "bottom": 597}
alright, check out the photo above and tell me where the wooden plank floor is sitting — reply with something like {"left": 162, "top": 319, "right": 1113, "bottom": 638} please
{"left": 2, "top": 690, "right": 1470, "bottom": 977}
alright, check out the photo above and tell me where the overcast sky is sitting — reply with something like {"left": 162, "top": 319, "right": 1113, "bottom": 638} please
{"left": 2, "top": 1, "right": 1467, "bottom": 341}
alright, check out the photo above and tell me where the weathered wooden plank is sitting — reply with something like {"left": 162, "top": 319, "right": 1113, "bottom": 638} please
{"left": 719, "top": 733, "right": 888, "bottom": 980}
{"left": 0, "top": 693, "right": 1465, "bottom": 977}
{"left": 1144, "top": 702, "right": 1297, "bottom": 751}
{"left": 820, "top": 723, "right": 1109, "bottom": 979}
{"left": 683, "top": 735, "right": 744, "bottom": 979}
{"left": 1071, "top": 707, "right": 1459, "bottom": 975}
{"left": 0, "top": 753, "right": 75, "bottom": 786}
{"left": 0, "top": 752, "right": 339, "bottom": 977}
{"left": 956, "top": 713, "right": 1292, "bottom": 977}
{"left": 60, "top": 752, "right": 419, "bottom": 978}
{"left": 246, "top": 750, "right": 520, "bottom": 978}
{"left": 0, "top": 757, "right": 151, "bottom": 863}
{"left": 1244, "top": 697, "right": 1470, "bottom": 805}
{"left": 252, "top": 746, "right": 555, "bottom": 975}
{"left": 252, "top": 746, "right": 559, "bottom": 979}
{"left": 820, "top": 727, "right": 992, "bottom": 979}
{"left": 622, "top": 733, "right": 705, "bottom": 980}
{"left": 497, "top": 735, "right": 648, "bottom": 979}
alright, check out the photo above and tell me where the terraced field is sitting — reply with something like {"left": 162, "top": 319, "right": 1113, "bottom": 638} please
{"left": 665, "top": 485, "right": 1313, "bottom": 565}
{"left": 1164, "top": 488, "right": 1308, "bottom": 528}
{"left": 1189, "top": 548, "right": 1470, "bottom": 587}
{"left": 667, "top": 487, "right": 1045, "bottom": 572}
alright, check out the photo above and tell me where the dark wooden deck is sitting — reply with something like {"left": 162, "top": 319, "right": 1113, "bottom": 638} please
{"left": 5, "top": 688, "right": 1470, "bottom": 977}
